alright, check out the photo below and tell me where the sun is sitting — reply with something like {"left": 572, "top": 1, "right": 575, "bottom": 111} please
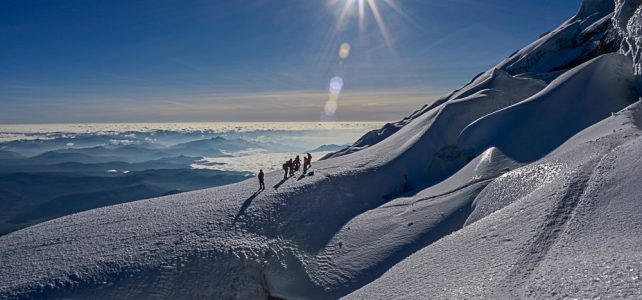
{"left": 321, "top": 0, "right": 411, "bottom": 121}
{"left": 329, "top": 0, "right": 410, "bottom": 48}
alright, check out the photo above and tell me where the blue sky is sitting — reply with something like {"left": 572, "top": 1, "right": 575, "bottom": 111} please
{"left": 0, "top": 0, "right": 581, "bottom": 123}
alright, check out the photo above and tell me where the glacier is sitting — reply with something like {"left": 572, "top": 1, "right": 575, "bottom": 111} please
{"left": 2, "top": 0, "right": 642, "bottom": 299}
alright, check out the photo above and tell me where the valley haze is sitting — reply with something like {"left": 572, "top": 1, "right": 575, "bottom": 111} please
{"left": 0, "top": 122, "right": 380, "bottom": 235}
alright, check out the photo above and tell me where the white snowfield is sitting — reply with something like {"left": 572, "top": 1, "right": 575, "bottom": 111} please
{"left": 460, "top": 53, "right": 638, "bottom": 162}
{"left": 347, "top": 102, "right": 642, "bottom": 300}
{"left": 2, "top": 0, "right": 642, "bottom": 299}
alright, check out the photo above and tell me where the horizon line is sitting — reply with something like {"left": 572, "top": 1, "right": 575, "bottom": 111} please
{"left": 0, "top": 120, "right": 392, "bottom": 126}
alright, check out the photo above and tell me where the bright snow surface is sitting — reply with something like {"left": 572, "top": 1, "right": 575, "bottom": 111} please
{"left": 2, "top": 0, "right": 642, "bottom": 299}
{"left": 346, "top": 102, "right": 642, "bottom": 300}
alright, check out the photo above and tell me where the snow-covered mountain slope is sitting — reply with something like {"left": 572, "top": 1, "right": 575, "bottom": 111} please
{"left": 346, "top": 102, "right": 642, "bottom": 299}
{"left": 306, "top": 147, "right": 520, "bottom": 295}
{"left": 459, "top": 53, "right": 638, "bottom": 162}
{"left": 326, "top": 0, "right": 621, "bottom": 159}
{"left": 2, "top": 0, "right": 642, "bottom": 299}
{"left": 494, "top": 0, "right": 618, "bottom": 74}
{"left": 324, "top": 65, "right": 547, "bottom": 160}
{"left": 0, "top": 104, "right": 525, "bottom": 299}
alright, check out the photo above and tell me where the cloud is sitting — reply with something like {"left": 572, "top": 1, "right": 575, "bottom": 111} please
{"left": 193, "top": 149, "right": 333, "bottom": 173}
{"left": 109, "top": 139, "right": 134, "bottom": 146}
{"left": 143, "top": 88, "right": 445, "bottom": 121}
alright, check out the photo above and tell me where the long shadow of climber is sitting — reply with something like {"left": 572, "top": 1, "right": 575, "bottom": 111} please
{"left": 232, "top": 189, "right": 262, "bottom": 225}
{"left": 272, "top": 177, "right": 290, "bottom": 190}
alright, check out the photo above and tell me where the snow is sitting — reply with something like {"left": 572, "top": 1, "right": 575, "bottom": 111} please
{"left": 2, "top": 0, "right": 642, "bottom": 299}
{"left": 192, "top": 149, "right": 332, "bottom": 173}
{"left": 459, "top": 53, "right": 639, "bottom": 162}
{"left": 494, "top": 0, "right": 617, "bottom": 75}
{"left": 0, "top": 69, "right": 546, "bottom": 299}
{"left": 615, "top": 0, "right": 642, "bottom": 91}
{"left": 325, "top": 68, "right": 546, "bottom": 159}
{"left": 327, "top": 0, "right": 619, "bottom": 160}
{"left": 306, "top": 147, "right": 520, "bottom": 296}
{"left": 345, "top": 102, "right": 642, "bottom": 299}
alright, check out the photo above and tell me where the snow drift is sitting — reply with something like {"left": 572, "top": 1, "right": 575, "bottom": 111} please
{"left": 347, "top": 102, "right": 642, "bottom": 299}
{"left": 459, "top": 53, "right": 638, "bottom": 162}
{"left": 326, "top": 0, "right": 622, "bottom": 159}
{"left": 1, "top": 0, "right": 642, "bottom": 299}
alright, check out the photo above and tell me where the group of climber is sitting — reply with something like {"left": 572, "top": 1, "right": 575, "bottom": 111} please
{"left": 256, "top": 153, "right": 312, "bottom": 190}
{"left": 282, "top": 153, "right": 312, "bottom": 179}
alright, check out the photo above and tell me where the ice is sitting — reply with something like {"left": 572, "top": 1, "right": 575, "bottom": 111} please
{"left": 615, "top": 0, "right": 642, "bottom": 91}
{"left": 459, "top": 53, "right": 639, "bottom": 162}
{"left": 346, "top": 103, "right": 642, "bottom": 299}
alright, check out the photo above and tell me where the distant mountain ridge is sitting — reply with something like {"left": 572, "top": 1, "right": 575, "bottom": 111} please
{"left": 0, "top": 135, "right": 263, "bottom": 236}
{"left": 308, "top": 144, "right": 348, "bottom": 153}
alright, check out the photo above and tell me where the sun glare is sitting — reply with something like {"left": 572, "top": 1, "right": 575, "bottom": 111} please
{"left": 330, "top": 0, "right": 408, "bottom": 48}
{"left": 321, "top": 0, "right": 411, "bottom": 122}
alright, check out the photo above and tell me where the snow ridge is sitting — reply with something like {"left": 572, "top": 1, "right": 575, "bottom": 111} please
{"left": 328, "top": 0, "right": 622, "bottom": 160}
{"left": 459, "top": 53, "right": 638, "bottom": 162}
{"left": 347, "top": 103, "right": 642, "bottom": 299}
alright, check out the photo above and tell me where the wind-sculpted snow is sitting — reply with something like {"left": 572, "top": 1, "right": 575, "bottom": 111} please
{"left": 465, "top": 160, "right": 565, "bottom": 226}
{"left": 325, "top": 68, "right": 546, "bottom": 159}
{"left": 346, "top": 102, "right": 642, "bottom": 299}
{"left": 495, "top": 0, "right": 618, "bottom": 75}
{"left": 0, "top": 71, "right": 547, "bottom": 299}
{"left": 0, "top": 120, "right": 513, "bottom": 299}
{"left": 310, "top": 148, "right": 519, "bottom": 294}
{"left": 459, "top": 53, "right": 638, "bottom": 162}
{"left": 328, "top": 0, "right": 622, "bottom": 160}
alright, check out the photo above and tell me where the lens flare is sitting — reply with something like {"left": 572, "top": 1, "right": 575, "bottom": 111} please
{"left": 323, "top": 80, "right": 342, "bottom": 121}
{"left": 329, "top": 76, "right": 344, "bottom": 94}
{"left": 323, "top": 0, "right": 411, "bottom": 122}
{"left": 339, "top": 42, "right": 351, "bottom": 59}
{"left": 324, "top": 95, "right": 339, "bottom": 116}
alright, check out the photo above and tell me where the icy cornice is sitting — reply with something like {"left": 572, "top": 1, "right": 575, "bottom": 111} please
{"left": 576, "top": 0, "right": 616, "bottom": 23}
{"left": 614, "top": 0, "right": 642, "bottom": 91}
{"left": 494, "top": 0, "right": 617, "bottom": 75}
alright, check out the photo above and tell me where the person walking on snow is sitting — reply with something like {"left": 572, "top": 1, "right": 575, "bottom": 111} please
{"left": 305, "top": 153, "right": 312, "bottom": 171}
{"left": 282, "top": 162, "right": 289, "bottom": 179}
{"left": 293, "top": 155, "right": 301, "bottom": 172}
{"left": 258, "top": 169, "right": 265, "bottom": 190}
{"left": 288, "top": 158, "right": 295, "bottom": 176}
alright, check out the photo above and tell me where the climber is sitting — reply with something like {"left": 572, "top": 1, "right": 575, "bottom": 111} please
{"left": 305, "top": 153, "right": 312, "bottom": 171}
{"left": 282, "top": 161, "right": 289, "bottom": 179}
{"left": 258, "top": 169, "right": 265, "bottom": 190}
{"left": 293, "top": 155, "right": 301, "bottom": 172}
{"left": 288, "top": 158, "right": 295, "bottom": 176}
